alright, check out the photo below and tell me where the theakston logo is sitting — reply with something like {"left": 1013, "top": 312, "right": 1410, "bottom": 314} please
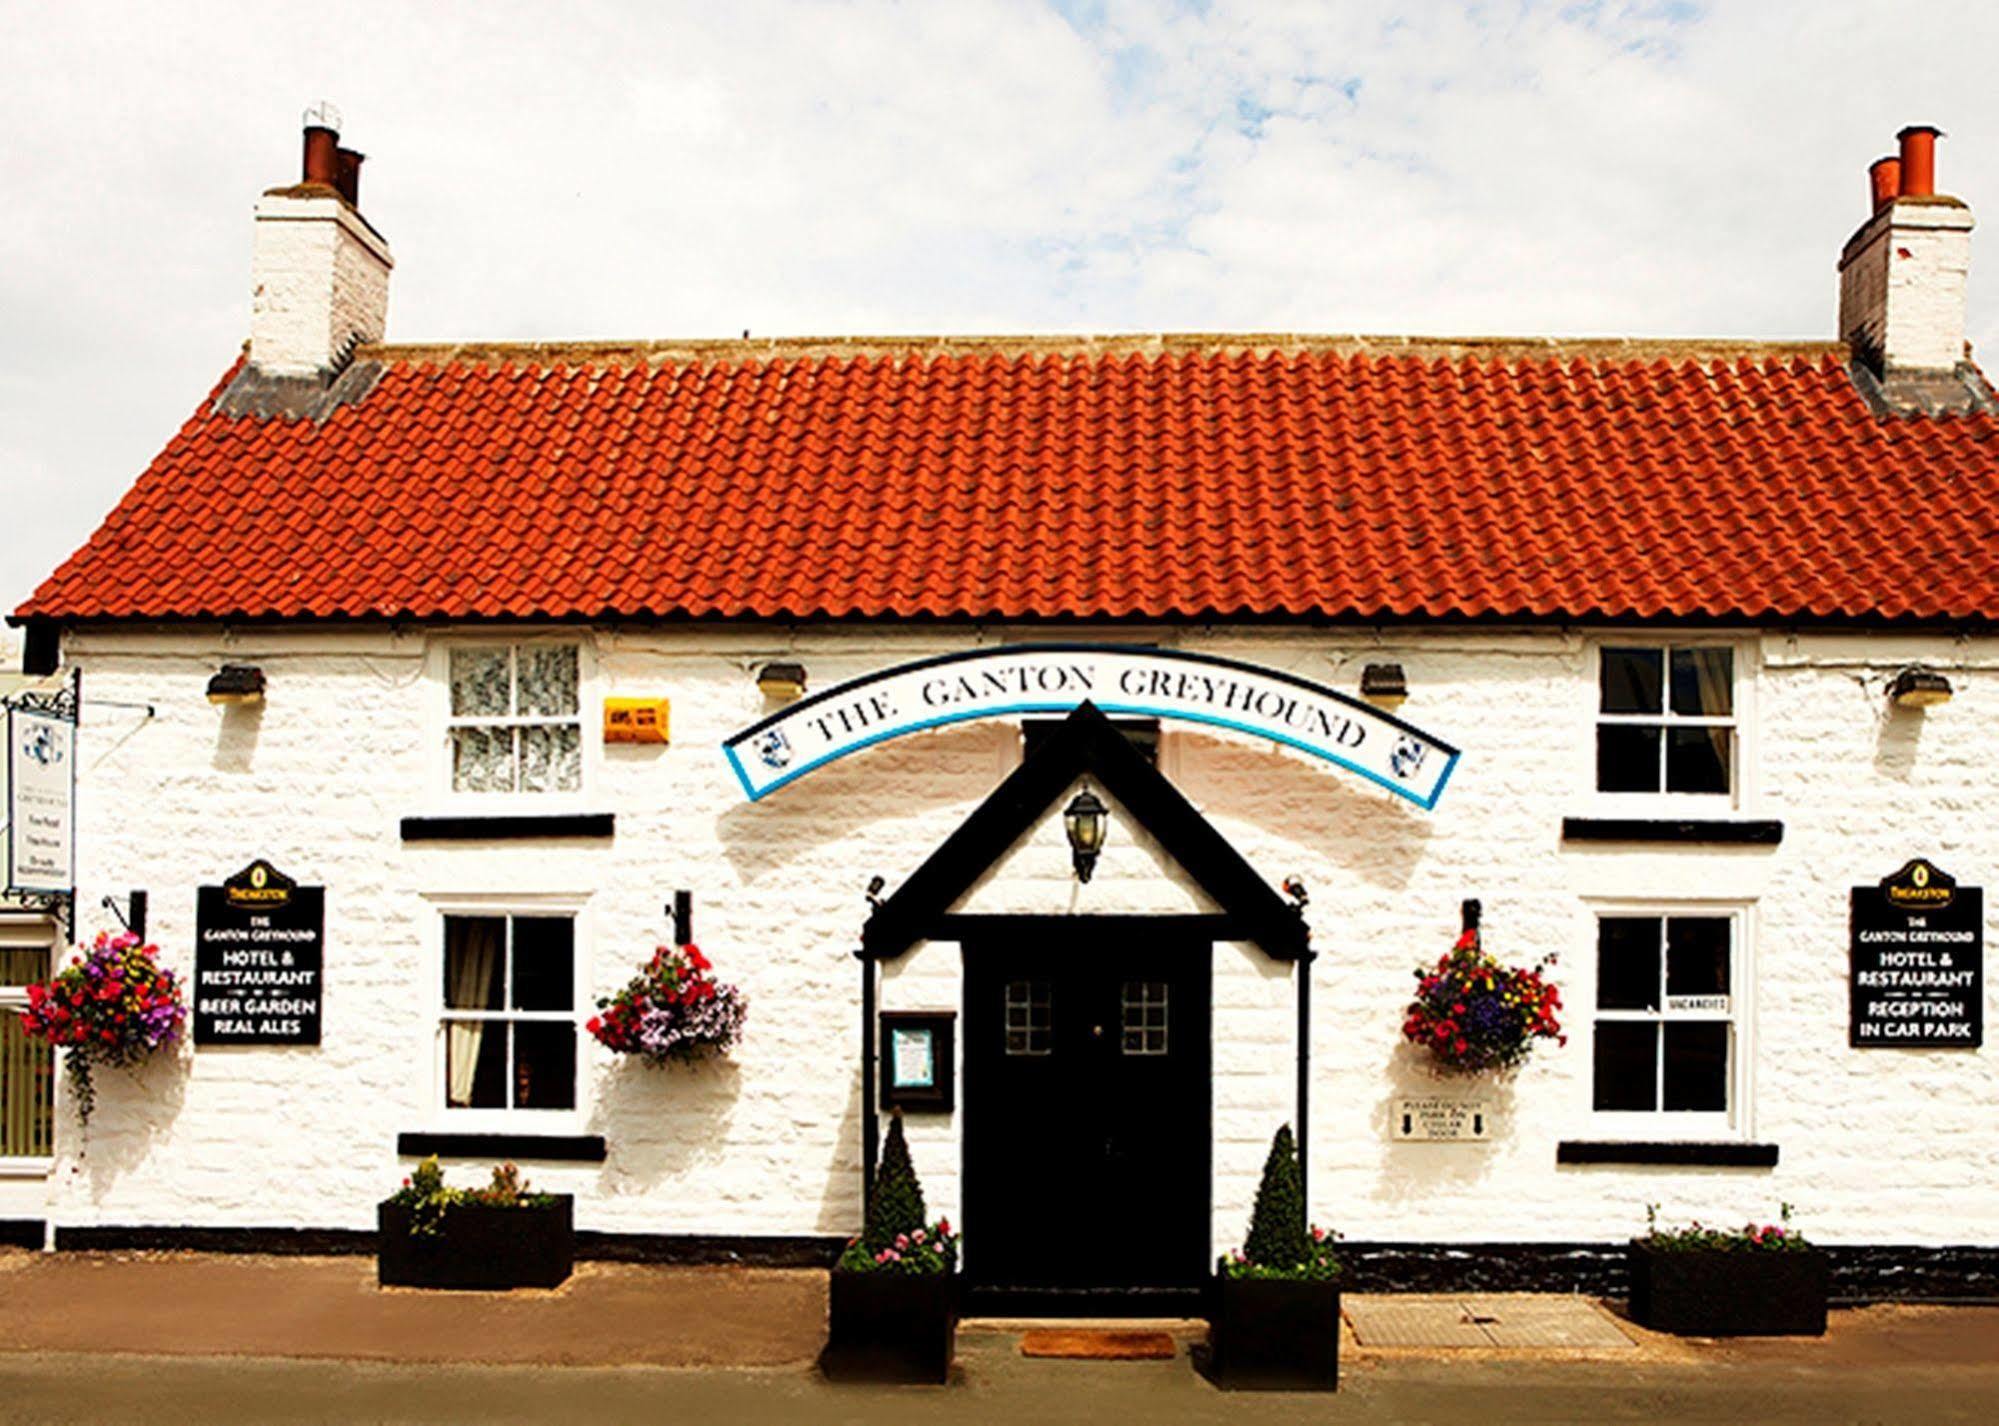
{"left": 1884, "top": 858, "right": 1956, "bottom": 909}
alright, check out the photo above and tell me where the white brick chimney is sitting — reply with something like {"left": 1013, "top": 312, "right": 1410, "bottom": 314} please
{"left": 1838, "top": 126, "right": 1974, "bottom": 380}
{"left": 248, "top": 105, "right": 392, "bottom": 379}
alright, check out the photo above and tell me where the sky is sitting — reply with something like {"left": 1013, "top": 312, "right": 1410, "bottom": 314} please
{"left": 4, "top": 0, "right": 1999, "bottom": 608}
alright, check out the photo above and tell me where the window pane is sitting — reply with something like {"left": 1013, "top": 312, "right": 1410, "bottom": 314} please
{"left": 518, "top": 646, "right": 579, "bottom": 717}
{"left": 1665, "top": 726, "right": 1730, "bottom": 794}
{"left": 1, "top": 1014, "right": 54, "bottom": 1157}
{"left": 443, "top": 917, "right": 506, "bottom": 1010}
{"left": 444, "top": 1020, "right": 508, "bottom": 1108}
{"left": 451, "top": 727, "right": 515, "bottom": 793}
{"left": 519, "top": 724, "right": 582, "bottom": 793}
{"left": 1666, "top": 918, "right": 1731, "bottom": 1000}
{"left": 511, "top": 918, "right": 574, "bottom": 1011}
{"left": 0, "top": 947, "right": 48, "bottom": 986}
{"left": 1663, "top": 1022, "right": 1729, "bottom": 1111}
{"left": 513, "top": 1021, "right": 577, "bottom": 1109}
{"left": 1670, "top": 647, "right": 1733, "bottom": 717}
{"left": 450, "top": 647, "right": 512, "bottom": 717}
{"left": 1005, "top": 980, "right": 1051, "bottom": 1056}
{"left": 1593, "top": 1021, "right": 1658, "bottom": 1111}
{"left": 1121, "top": 980, "right": 1168, "bottom": 1056}
{"left": 1601, "top": 648, "right": 1663, "bottom": 714}
{"left": 1596, "top": 918, "right": 1661, "bottom": 1010}
{"left": 1596, "top": 725, "right": 1661, "bottom": 793}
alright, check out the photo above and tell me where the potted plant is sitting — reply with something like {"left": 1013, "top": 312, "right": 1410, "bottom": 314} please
{"left": 17, "top": 930, "right": 186, "bottom": 1128}
{"left": 1402, "top": 916, "right": 1563, "bottom": 1075}
{"left": 823, "top": 1114, "right": 959, "bottom": 1382}
{"left": 1208, "top": 1126, "right": 1342, "bottom": 1391}
{"left": 588, "top": 942, "right": 747, "bottom": 1063}
{"left": 378, "top": 1156, "right": 574, "bottom": 1290}
{"left": 1628, "top": 1203, "right": 1826, "bottom": 1336}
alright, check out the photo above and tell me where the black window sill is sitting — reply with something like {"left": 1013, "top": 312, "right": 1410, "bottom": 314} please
{"left": 1562, "top": 817, "right": 1783, "bottom": 846}
{"left": 401, "top": 813, "right": 615, "bottom": 842}
{"left": 1557, "top": 1140, "right": 1779, "bottom": 1168}
{"left": 398, "top": 1132, "right": 607, "bottom": 1163}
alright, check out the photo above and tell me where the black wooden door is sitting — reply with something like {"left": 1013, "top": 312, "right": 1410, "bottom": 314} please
{"left": 962, "top": 919, "right": 1210, "bottom": 1293}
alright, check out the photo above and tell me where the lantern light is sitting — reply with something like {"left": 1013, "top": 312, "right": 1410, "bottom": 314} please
{"left": 1888, "top": 667, "right": 1953, "bottom": 709}
{"left": 757, "top": 662, "right": 808, "bottom": 702}
{"left": 1360, "top": 662, "right": 1408, "bottom": 709}
{"left": 206, "top": 665, "right": 266, "bottom": 706}
{"left": 1063, "top": 787, "right": 1109, "bottom": 883}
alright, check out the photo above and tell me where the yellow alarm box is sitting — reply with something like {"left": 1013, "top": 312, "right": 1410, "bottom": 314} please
{"left": 603, "top": 698, "right": 670, "bottom": 744}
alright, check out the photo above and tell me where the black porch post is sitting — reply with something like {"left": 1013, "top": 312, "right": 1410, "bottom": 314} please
{"left": 1296, "top": 947, "right": 1314, "bottom": 1197}
{"left": 858, "top": 948, "right": 878, "bottom": 1214}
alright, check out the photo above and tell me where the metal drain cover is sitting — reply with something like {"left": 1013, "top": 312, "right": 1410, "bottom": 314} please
{"left": 1345, "top": 1294, "right": 1634, "bottom": 1349}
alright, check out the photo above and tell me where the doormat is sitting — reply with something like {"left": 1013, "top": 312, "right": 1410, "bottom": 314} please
{"left": 1019, "top": 1329, "right": 1179, "bottom": 1360}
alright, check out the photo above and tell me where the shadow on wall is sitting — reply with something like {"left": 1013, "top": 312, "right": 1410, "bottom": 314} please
{"left": 813, "top": 1046, "right": 866, "bottom": 1237}
{"left": 70, "top": 1048, "right": 192, "bottom": 1202}
{"left": 1170, "top": 730, "right": 1437, "bottom": 895}
{"left": 715, "top": 722, "right": 1012, "bottom": 885}
{"left": 1873, "top": 698, "right": 1929, "bottom": 783}
{"left": 589, "top": 1055, "right": 745, "bottom": 1196}
{"left": 211, "top": 704, "right": 263, "bottom": 774}
{"left": 1367, "top": 1040, "right": 1518, "bottom": 1206}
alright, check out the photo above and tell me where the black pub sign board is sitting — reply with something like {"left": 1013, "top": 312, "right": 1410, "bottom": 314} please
{"left": 194, "top": 859, "right": 324, "bottom": 1046}
{"left": 1850, "top": 859, "right": 1983, "bottom": 1048}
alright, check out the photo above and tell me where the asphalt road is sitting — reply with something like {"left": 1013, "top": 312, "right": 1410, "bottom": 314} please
{"left": 2, "top": 1338, "right": 1996, "bottom": 1426}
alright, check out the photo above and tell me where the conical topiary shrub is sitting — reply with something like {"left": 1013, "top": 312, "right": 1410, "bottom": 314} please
{"left": 1242, "top": 1125, "right": 1309, "bottom": 1270}
{"left": 863, "top": 1112, "right": 928, "bottom": 1253}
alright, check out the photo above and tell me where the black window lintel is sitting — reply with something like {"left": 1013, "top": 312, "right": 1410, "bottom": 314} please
{"left": 397, "top": 1132, "right": 606, "bottom": 1162}
{"left": 1557, "top": 1140, "right": 1779, "bottom": 1167}
{"left": 1562, "top": 817, "right": 1783, "bottom": 846}
{"left": 401, "top": 813, "right": 615, "bottom": 841}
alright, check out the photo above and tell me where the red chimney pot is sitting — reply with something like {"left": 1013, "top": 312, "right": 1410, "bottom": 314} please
{"left": 1869, "top": 156, "right": 1902, "bottom": 211}
{"left": 334, "top": 148, "right": 364, "bottom": 208}
{"left": 302, "top": 124, "right": 340, "bottom": 187}
{"left": 1897, "top": 125, "right": 1941, "bottom": 197}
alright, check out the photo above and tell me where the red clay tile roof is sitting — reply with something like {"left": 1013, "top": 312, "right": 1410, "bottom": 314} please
{"left": 19, "top": 334, "right": 1999, "bottom": 626}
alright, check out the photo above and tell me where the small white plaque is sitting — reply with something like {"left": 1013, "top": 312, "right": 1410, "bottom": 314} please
{"left": 890, "top": 1026, "right": 935, "bottom": 1089}
{"left": 1394, "top": 1096, "right": 1491, "bottom": 1142}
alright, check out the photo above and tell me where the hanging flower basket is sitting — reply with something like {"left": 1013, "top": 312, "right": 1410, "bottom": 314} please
{"left": 17, "top": 931, "right": 187, "bottom": 1125}
{"left": 1401, "top": 924, "right": 1562, "bottom": 1076}
{"left": 588, "top": 943, "right": 747, "bottom": 1065}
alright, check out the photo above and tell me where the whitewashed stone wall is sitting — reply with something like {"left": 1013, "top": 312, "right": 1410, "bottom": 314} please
{"left": 1838, "top": 197, "right": 1974, "bottom": 371}
{"left": 36, "top": 623, "right": 1999, "bottom": 1252}
{"left": 248, "top": 192, "right": 392, "bottom": 377}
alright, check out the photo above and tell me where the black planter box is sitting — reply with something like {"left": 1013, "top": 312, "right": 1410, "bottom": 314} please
{"left": 1627, "top": 1241, "right": 1827, "bottom": 1336}
{"left": 1207, "top": 1275, "right": 1341, "bottom": 1390}
{"left": 377, "top": 1196, "right": 574, "bottom": 1290}
{"left": 822, "top": 1268, "right": 957, "bottom": 1383}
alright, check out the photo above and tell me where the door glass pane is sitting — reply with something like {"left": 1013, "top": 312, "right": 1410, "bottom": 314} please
{"left": 451, "top": 726, "right": 515, "bottom": 793}
{"left": 1670, "top": 647, "right": 1733, "bottom": 717}
{"left": 1596, "top": 725, "right": 1661, "bottom": 793}
{"left": 443, "top": 917, "right": 507, "bottom": 1009}
{"left": 1121, "top": 981, "right": 1168, "bottom": 1056}
{"left": 0, "top": 948, "right": 48, "bottom": 986}
{"left": 1596, "top": 918, "right": 1661, "bottom": 1010}
{"left": 513, "top": 1022, "right": 577, "bottom": 1109}
{"left": 1004, "top": 980, "right": 1051, "bottom": 1056}
{"left": 1600, "top": 648, "right": 1664, "bottom": 714}
{"left": 1666, "top": 918, "right": 1731, "bottom": 1003}
{"left": 1, "top": 1014, "right": 54, "bottom": 1157}
{"left": 444, "top": 1020, "right": 508, "bottom": 1108}
{"left": 450, "top": 647, "right": 512, "bottom": 717}
{"left": 511, "top": 918, "right": 575, "bottom": 1011}
{"left": 1665, "top": 725, "right": 1730, "bottom": 794}
{"left": 1663, "top": 1022, "right": 1728, "bottom": 1111}
{"left": 1592, "top": 1021, "right": 1657, "bottom": 1111}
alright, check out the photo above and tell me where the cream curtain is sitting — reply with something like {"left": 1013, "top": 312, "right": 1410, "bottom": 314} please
{"left": 445, "top": 919, "right": 504, "bottom": 1107}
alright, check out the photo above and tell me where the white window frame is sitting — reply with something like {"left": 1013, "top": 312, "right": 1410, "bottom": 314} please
{"left": 423, "top": 893, "right": 591, "bottom": 1133}
{"left": 1588, "top": 637, "right": 1756, "bottom": 815}
{"left": 1580, "top": 897, "right": 1755, "bottom": 1142}
{"left": 426, "top": 634, "right": 599, "bottom": 811}
{"left": 0, "top": 915, "right": 59, "bottom": 1175}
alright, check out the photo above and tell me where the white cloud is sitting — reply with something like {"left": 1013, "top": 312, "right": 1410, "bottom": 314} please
{"left": 3, "top": 0, "right": 1997, "bottom": 605}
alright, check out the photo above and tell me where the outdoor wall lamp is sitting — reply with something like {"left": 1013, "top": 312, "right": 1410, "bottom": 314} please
{"left": 1889, "top": 667, "right": 1953, "bottom": 709}
{"left": 757, "top": 661, "right": 808, "bottom": 702}
{"left": 1360, "top": 662, "right": 1408, "bottom": 709}
{"left": 206, "top": 664, "right": 266, "bottom": 706}
{"left": 1063, "top": 787, "right": 1109, "bottom": 883}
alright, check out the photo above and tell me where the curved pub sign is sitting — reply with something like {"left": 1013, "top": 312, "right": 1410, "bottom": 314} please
{"left": 194, "top": 859, "right": 325, "bottom": 1047}
{"left": 1850, "top": 858, "right": 1982, "bottom": 1048}
{"left": 724, "top": 645, "right": 1460, "bottom": 809}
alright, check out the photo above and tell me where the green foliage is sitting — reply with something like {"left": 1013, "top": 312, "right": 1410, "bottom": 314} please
{"left": 1244, "top": 1126, "right": 1308, "bottom": 1269}
{"left": 387, "top": 1156, "right": 557, "bottom": 1238}
{"left": 862, "top": 1114, "right": 928, "bottom": 1254}
{"left": 1221, "top": 1125, "right": 1341, "bottom": 1280}
{"left": 1639, "top": 1201, "right": 1811, "bottom": 1253}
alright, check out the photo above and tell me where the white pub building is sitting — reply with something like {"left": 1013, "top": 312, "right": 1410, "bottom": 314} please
{"left": 3, "top": 116, "right": 1996, "bottom": 1307}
